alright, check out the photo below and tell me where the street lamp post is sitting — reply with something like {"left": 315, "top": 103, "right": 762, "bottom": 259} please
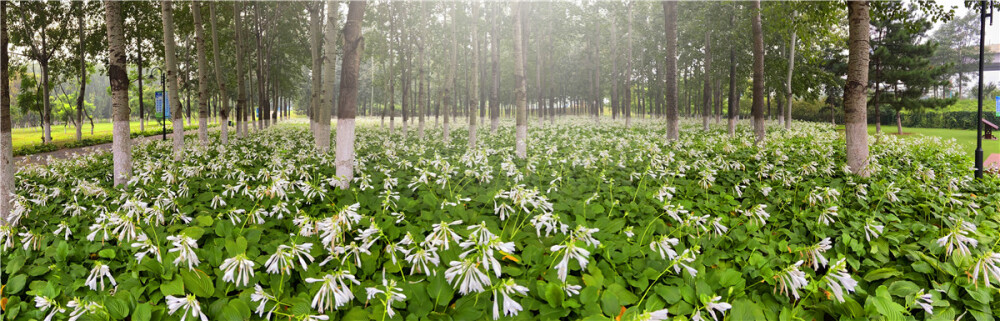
{"left": 977, "top": 1, "right": 994, "bottom": 178}
{"left": 149, "top": 67, "right": 166, "bottom": 141}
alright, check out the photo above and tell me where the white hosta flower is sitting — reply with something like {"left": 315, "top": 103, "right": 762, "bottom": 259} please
{"left": 34, "top": 296, "right": 64, "bottom": 321}
{"left": 740, "top": 204, "right": 770, "bottom": 226}
{"left": 776, "top": 261, "right": 808, "bottom": 300}
{"left": 210, "top": 195, "right": 226, "bottom": 209}
{"left": 803, "top": 238, "right": 833, "bottom": 270}
{"left": 167, "top": 235, "right": 201, "bottom": 271}
{"left": 530, "top": 213, "right": 569, "bottom": 237}
{"left": 818, "top": 206, "right": 839, "bottom": 226}
{"left": 250, "top": 284, "right": 278, "bottom": 319}
{"left": 306, "top": 270, "right": 360, "bottom": 313}
{"left": 914, "top": 289, "right": 934, "bottom": 314}
{"left": 551, "top": 242, "right": 591, "bottom": 282}
{"left": 404, "top": 245, "right": 441, "bottom": 275}
{"left": 494, "top": 202, "right": 514, "bottom": 221}
{"left": 697, "top": 296, "right": 732, "bottom": 321}
{"left": 220, "top": 254, "right": 256, "bottom": 287}
{"left": 823, "top": 258, "right": 858, "bottom": 303}
{"left": 936, "top": 218, "right": 978, "bottom": 257}
{"left": 491, "top": 279, "right": 529, "bottom": 320}
{"left": 971, "top": 251, "right": 1000, "bottom": 287}
{"left": 710, "top": 217, "right": 728, "bottom": 236}
{"left": 66, "top": 299, "right": 102, "bottom": 321}
{"left": 131, "top": 234, "right": 161, "bottom": 263}
{"left": 445, "top": 258, "right": 492, "bottom": 295}
{"left": 864, "top": 220, "right": 884, "bottom": 242}
{"left": 624, "top": 226, "right": 635, "bottom": 239}
{"left": 663, "top": 203, "right": 689, "bottom": 223}
{"left": 165, "top": 294, "right": 209, "bottom": 321}
{"left": 650, "top": 236, "right": 680, "bottom": 260}
{"left": 562, "top": 283, "right": 582, "bottom": 297}
{"left": 671, "top": 248, "right": 699, "bottom": 278}
{"left": 365, "top": 277, "right": 407, "bottom": 318}
{"left": 333, "top": 241, "right": 373, "bottom": 266}
{"left": 53, "top": 221, "right": 72, "bottom": 240}
{"left": 85, "top": 261, "right": 117, "bottom": 291}
{"left": 264, "top": 243, "right": 315, "bottom": 275}
{"left": 423, "top": 220, "right": 464, "bottom": 250}
{"left": 19, "top": 230, "right": 40, "bottom": 251}
{"left": 635, "top": 308, "right": 670, "bottom": 321}
{"left": 885, "top": 183, "right": 900, "bottom": 203}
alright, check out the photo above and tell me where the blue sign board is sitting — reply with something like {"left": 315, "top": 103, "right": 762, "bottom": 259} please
{"left": 996, "top": 96, "right": 1000, "bottom": 117}
{"left": 155, "top": 91, "right": 171, "bottom": 119}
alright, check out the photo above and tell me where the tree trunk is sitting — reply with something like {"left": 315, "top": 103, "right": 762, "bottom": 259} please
{"left": 76, "top": 12, "right": 86, "bottom": 142}
{"left": 335, "top": 0, "right": 366, "bottom": 189}
{"left": 0, "top": 0, "right": 13, "bottom": 224}
{"left": 417, "top": 2, "right": 426, "bottom": 140}
{"left": 751, "top": 0, "right": 765, "bottom": 143}
{"left": 625, "top": 2, "right": 633, "bottom": 127}
{"left": 162, "top": 0, "right": 184, "bottom": 160}
{"left": 728, "top": 35, "right": 737, "bottom": 136}
{"left": 611, "top": 16, "right": 619, "bottom": 122}
{"left": 192, "top": 2, "right": 209, "bottom": 147}
{"left": 785, "top": 30, "right": 796, "bottom": 130}
{"left": 309, "top": 4, "right": 323, "bottom": 142}
{"left": 593, "top": 23, "right": 600, "bottom": 124}
{"left": 896, "top": 110, "right": 902, "bottom": 135}
{"left": 490, "top": 2, "right": 500, "bottom": 133}
{"left": 443, "top": 3, "right": 456, "bottom": 144}
{"left": 663, "top": 1, "right": 678, "bottom": 139}
{"left": 319, "top": 0, "right": 339, "bottom": 152}
{"left": 235, "top": 2, "right": 247, "bottom": 137}
{"left": 469, "top": 3, "right": 480, "bottom": 148}
{"left": 138, "top": 38, "right": 145, "bottom": 132}
{"left": 209, "top": 3, "right": 229, "bottom": 144}
{"left": 844, "top": 1, "right": 871, "bottom": 175}
{"left": 703, "top": 31, "right": 711, "bottom": 131}
{"left": 513, "top": 1, "right": 527, "bottom": 158}
{"left": 106, "top": 0, "right": 131, "bottom": 185}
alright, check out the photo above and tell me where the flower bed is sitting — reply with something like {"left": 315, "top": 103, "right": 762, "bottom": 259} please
{"left": 1, "top": 118, "right": 999, "bottom": 321}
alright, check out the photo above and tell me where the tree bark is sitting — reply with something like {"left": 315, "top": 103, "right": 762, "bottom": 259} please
{"left": 663, "top": 1, "right": 678, "bottom": 140}
{"left": 625, "top": 2, "right": 633, "bottom": 127}
{"left": 335, "top": 0, "right": 366, "bottom": 189}
{"left": 309, "top": 4, "right": 323, "bottom": 142}
{"left": 106, "top": 0, "right": 131, "bottom": 185}
{"left": 0, "top": 0, "right": 13, "bottom": 224}
{"left": 209, "top": 3, "right": 229, "bottom": 144}
{"left": 844, "top": 1, "right": 871, "bottom": 175}
{"left": 443, "top": 3, "right": 456, "bottom": 143}
{"left": 162, "top": 0, "right": 184, "bottom": 160}
{"left": 469, "top": 3, "right": 480, "bottom": 148}
{"left": 703, "top": 31, "right": 711, "bottom": 131}
{"left": 785, "top": 30, "right": 796, "bottom": 130}
{"left": 417, "top": 2, "right": 426, "bottom": 139}
{"left": 319, "top": 0, "right": 339, "bottom": 152}
{"left": 235, "top": 2, "right": 247, "bottom": 137}
{"left": 513, "top": 1, "right": 527, "bottom": 158}
{"left": 751, "top": 0, "right": 765, "bottom": 143}
{"left": 490, "top": 2, "right": 500, "bottom": 133}
{"left": 76, "top": 11, "right": 85, "bottom": 142}
{"left": 728, "top": 35, "right": 737, "bottom": 136}
{"left": 192, "top": 2, "right": 209, "bottom": 147}
{"left": 138, "top": 38, "right": 145, "bottom": 132}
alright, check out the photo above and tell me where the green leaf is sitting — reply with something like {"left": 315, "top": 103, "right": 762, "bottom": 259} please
{"left": 866, "top": 286, "right": 905, "bottom": 321}
{"left": 863, "top": 267, "right": 901, "bottom": 282}
{"left": 99, "top": 249, "right": 116, "bottom": 259}
{"left": 730, "top": 299, "right": 766, "bottom": 320}
{"left": 718, "top": 269, "right": 744, "bottom": 287}
{"left": 5, "top": 274, "right": 27, "bottom": 294}
{"left": 887, "top": 280, "right": 919, "bottom": 298}
{"left": 196, "top": 215, "right": 214, "bottom": 227}
{"left": 182, "top": 226, "right": 206, "bottom": 240}
{"left": 132, "top": 303, "right": 152, "bottom": 321}
{"left": 180, "top": 269, "right": 215, "bottom": 297}
{"left": 606, "top": 283, "right": 638, "bottom": 305}
{"left": 160, "top": 277, "right": 184, "bottom": 296}
{"left": 106, "top": 297, "right": 130, "bottom": 320}
{"left": 545, "top": 282, "right": 565, "bottom": 308}
{"left": 55, "top": 241, "right": 70, "bottom": 261}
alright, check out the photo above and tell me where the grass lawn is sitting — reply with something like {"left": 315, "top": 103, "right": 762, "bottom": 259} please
{"left": 836, "top": 124, "right": 1000, "bottom": 158}
{"left": 13, "top": 120, "right": 192, "bottom": 149}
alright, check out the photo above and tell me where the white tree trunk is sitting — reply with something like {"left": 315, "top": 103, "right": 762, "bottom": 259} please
{"left": 106, "top": 0, "right": 132, "bottom": 185}
{"left": 318, "top": 0, "right": 339, "bottom": 153}
{"left": 785, "top": 30, "right": 796, "bottom": 130}
{"left": 192, "top": 2, "right": 209, "bottom": 148}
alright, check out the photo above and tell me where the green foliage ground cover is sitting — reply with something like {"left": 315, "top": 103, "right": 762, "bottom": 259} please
{"left": 2, "top": 118, "right": 1000, "bottom": 321}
